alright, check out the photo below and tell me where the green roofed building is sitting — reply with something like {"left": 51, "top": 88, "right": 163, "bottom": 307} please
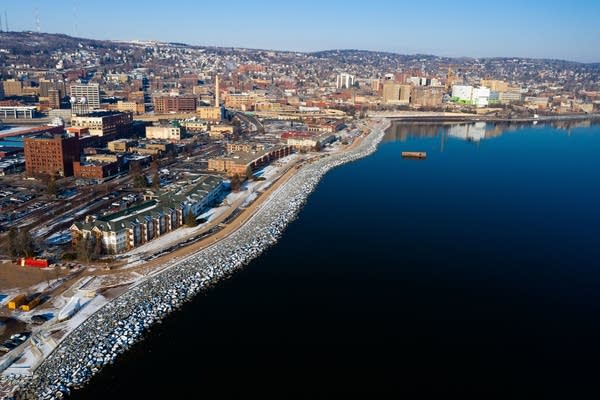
{"left": 71, "top": 175, "right": 225, "bottom": 254}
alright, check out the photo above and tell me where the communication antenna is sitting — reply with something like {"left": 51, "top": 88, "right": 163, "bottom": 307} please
{"left": 4, "top": 11, "right": 8, "bottom": 32}
{"left": 0, "top": 13, "right": 3, "bottom": 33}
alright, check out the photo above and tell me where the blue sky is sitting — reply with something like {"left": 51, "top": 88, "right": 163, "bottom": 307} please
{"left": 2, "top": 0, "right": 599, "bottom": 62}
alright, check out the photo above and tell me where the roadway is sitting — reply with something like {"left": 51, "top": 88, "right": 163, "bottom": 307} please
{"left": 233, "top": 111, "right": 265, "bottom": 134}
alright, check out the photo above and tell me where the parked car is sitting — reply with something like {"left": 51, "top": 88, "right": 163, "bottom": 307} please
{"left": 32, "top": 314, "right": 51, "bottom": 325}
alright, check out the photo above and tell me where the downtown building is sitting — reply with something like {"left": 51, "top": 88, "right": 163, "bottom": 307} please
{"left": 382, "top": 83, "right": 411, "bottom": 105}
{"left": 24, "top": 133, "right": 80, "bottom": 177}
{"left": 73, "top": 154, "right": 124, "bottom": 180}
{"left": 2, "top": 79, "right": 23, "bottom": 97}
{"left": 71, "top": 111, "right": 133, "bottom": 137}
{"left": 451, "top": 85, "right": 491, "bottom": 107}
{"left": 208, "top": 145, "right": 293, "bottom": 177}
{"left": 70, "top": 83, "right": 101, "bottom": 110}
{"left": 197, "top": 75, "right": 223, "bottom": 121}
{"left": 336, "top": 73, "right": 356, "bottom": 89}
{"left": 410, "top": 86, "right": 444, "bottom": 108}
{"left": 145, "top": 125, "right": 182, "bottom": 141}
{"left": 153, "top": 94, "right": 197, "bottom": 113}
{"left": 281, "top": 131, "right": 337, "bottom": 151}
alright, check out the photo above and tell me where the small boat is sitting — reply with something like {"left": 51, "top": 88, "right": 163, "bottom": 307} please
{"left": 401, "top": 151, "right": 427, "bottom": 159}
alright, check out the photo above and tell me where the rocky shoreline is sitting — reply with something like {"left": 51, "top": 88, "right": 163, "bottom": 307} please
{"left": 1, "top": 120, "right": 390, "bottom": 400}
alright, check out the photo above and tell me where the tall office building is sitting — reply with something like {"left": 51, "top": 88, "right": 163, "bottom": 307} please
{"left": 382, "top": 83, "right": 411, "bottom": 104}
{"left": 2, "top": 79, "right": 23, "bottom": 97}
{"left": 38, "top": 79, "right": 52, "bottom": 97}
{"left": 336, "top": 73, "right": 355, "bottom": 89}
{"left": 70, "top": 83, "right": 100, "bottom": 110}
{"left": 48, "top": 89, "right": 61, "bottom": 109}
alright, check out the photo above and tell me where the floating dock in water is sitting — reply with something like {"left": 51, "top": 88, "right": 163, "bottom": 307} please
{"left": 401, "top": 151, "right": 427, "bottom": 159}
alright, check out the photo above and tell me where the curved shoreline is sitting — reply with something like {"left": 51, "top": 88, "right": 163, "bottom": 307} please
{"left": 3, "top": 119, "right": 390, "bottom": 399}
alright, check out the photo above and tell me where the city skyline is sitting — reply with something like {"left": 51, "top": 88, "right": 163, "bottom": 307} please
{"left": 1, "top": 0, "right": 599, "bottom": 63}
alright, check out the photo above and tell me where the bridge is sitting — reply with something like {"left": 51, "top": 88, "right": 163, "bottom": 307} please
{"left": 233, "top": 111, "right": 265, "bottom": 134}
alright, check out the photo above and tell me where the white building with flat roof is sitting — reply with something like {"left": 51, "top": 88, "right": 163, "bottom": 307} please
{"left": 452, "top": 85, "right": 490, "bottom": 107}
{"left": 146, "top": 126, "right": 181, "bottom": 141}
{"left": 472, "top": 87, "right": 491, "bottom": 107}
{"left": 0, "top": 106, "right": 37, "bottom": 119}
{"left": 452, "top": 85, "right": 473, "bottom": 102}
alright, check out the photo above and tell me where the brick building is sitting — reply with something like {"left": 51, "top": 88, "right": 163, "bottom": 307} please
{"left": 71, "top": 111, "right": 133, "bottom": 137}
{"left": 2, "top": 80, "right": 23, "bottom": 97}
{"left": 24, "top": 134, "right": 80, "bottom": 176}
{"left": 197, "top": 106, "right": 222, "bottom": 121}
{"left": 73, "top": 159, "right": 122, "bottom": 179}
{"left": 281, "top": 131, "right": 337, "bottom": 151}
{"left": 146, "top": 126, "right": 181, "bottom": 141}
{"left": 410, "top": 86, "right": 444, "bottom": 108}
{"left": 208, "top": 145, "right": 293, "bottom": 177}
{"left": 153, "top": 95, "right": 197, "bottom": 113}
{"left": 48, "top": 89, "right": 61, "bottom": 109}
{"left": 115, "top": 100, "right": 145, "bottom": 114}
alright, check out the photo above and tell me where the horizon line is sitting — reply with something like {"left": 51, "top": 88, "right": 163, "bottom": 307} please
{"left": 3, "top": 30, "right": 599, "bottom": 65}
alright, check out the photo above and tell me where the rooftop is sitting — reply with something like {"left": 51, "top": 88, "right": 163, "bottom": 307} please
{"left": 0, "top": 106, "right": 37, "bottom": 110}
{"left": 76, "top": 175, "right": 224, "bottom": 232}
{"left": 281, "top": 131, "right": 316, "bottom": 139}
{"left": 73, "top": 111, "right": 129, "bottom": 118}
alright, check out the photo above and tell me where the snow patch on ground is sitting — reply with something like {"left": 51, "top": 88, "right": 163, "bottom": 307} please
{"left": 241, "top": 192, "right": 258, "bottom": 208}
{"left": 2, "top": 295, "right": 108, "bottom": 377}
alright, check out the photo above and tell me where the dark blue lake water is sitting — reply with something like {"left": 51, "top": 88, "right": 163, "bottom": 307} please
{"left": 71, "top": 121, "right": 600, "bottom": 398}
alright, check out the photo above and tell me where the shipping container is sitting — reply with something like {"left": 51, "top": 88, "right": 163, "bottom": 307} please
{"left": 19, "top": 258, "right": 49, "bottom": 268}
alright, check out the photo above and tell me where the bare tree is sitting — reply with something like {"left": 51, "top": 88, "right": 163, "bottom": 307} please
{"left": 184, "top": 210, "right": 197, "bottom": 227}
{"left": 230, "top": 174, "right": 241, "bottom": 191}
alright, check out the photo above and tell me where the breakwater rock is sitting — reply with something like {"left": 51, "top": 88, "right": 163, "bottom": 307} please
{"left": 3, "top": 120, "right": 389, "bottom": 400}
